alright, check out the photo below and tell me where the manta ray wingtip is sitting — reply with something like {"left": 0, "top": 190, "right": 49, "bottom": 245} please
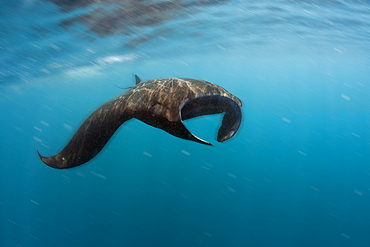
{"left": 37, "top": 150, "right": 50, "bottom": 166}
{"left": 37, "top": 150, "right": 63, "bottom": 169}
{"left": 37, "top": 150, "right": 44, "bottom": 161}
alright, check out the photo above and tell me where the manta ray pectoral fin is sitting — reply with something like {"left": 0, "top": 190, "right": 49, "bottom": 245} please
{"left": 37, "top": 150, "right": 50, "bottom": 166}
{"left": 217, "top": 98, "right": 242, "bottom": 142}
{"left": 180, "top": 95, "right": 242, "bottom": 144}
{"left": 38, "top": 98, "right": 133, "bottom": 169}
{"left": 171, "top": 121, "right": 213, "bottom": 146}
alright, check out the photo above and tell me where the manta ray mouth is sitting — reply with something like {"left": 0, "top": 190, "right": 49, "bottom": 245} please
{"left": 180, "top": 94, "right": 242, "bottom": 146}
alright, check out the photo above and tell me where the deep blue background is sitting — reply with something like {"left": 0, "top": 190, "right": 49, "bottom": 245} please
{"left": 1, "top": 1, "right": 370, "bottom": 246}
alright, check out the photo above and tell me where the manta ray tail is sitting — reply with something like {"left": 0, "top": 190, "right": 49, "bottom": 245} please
{"left": 38, "top": 98, "right": 132, "bottom": 169}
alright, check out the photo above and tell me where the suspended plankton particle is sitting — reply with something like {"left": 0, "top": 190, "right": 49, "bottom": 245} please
{"left": 44, "top": 105, "right": 52, "bottom": 110}
{"left": 143, "top": 151, "right": 152, "bottom": 157}
{"left": 14, "top": 126, "right": 23, "bottom": 132}
{"left": 90, "top": 171, "right": 106, "bottom": 179}
{"left": 34, "top": 126, "right": 42, "bottom": 132}
{"left": 227, "top": 186, "right": 236, "bottom": 193}
{"left": 63, "top": 123, "right": 73, "bottom": 130}
{"left": 341, "top": 233, "right": 350, "bottom": 239}
{"left": 341, "top": 94, "right": 350, "bottom": 101}
{"left": 354, "top": 189, "right": 362, "bottom": 196}
{"left": 352, "top": 133, "right": 360, "bottom": 138}
{"left": 310, "top": 186, "right": 319, "bottom": 191}
{"left": 33, "top": 136, "right": 42, "bottom": 143}
{"left": 40, "top": 120, "right": 49, "bottom": 127}
{"left": 282, "top": 117, "right": 291, "bottom": 123}
{"left": 30, "top": 200, "right": 39, "bottom": 205}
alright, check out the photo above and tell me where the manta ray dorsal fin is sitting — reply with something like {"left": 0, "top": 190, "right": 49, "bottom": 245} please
{"left": 135, "top": 75, "right": 141, "bottom": 85}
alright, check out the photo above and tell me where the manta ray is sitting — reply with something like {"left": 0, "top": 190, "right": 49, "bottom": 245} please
{"left": 38, "top": 75, "right": 242, "bottom": 169}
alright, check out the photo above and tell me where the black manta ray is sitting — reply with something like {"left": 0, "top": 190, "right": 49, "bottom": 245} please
{"left": 38, "top": 76, "right": 242, "bottom": 169}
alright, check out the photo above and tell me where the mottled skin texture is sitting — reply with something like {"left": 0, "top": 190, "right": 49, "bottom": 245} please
{"left": 38, "top": 78, "right": 242, "bottom": 169}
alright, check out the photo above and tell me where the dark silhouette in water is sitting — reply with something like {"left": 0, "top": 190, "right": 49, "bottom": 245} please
{"left": 38, "top": 76, "right": 242, "bottom": 169}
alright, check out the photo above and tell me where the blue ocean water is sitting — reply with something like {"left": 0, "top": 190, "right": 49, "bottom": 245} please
{"left": 1, "top": 0, "right": 370, "bottom": 246}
